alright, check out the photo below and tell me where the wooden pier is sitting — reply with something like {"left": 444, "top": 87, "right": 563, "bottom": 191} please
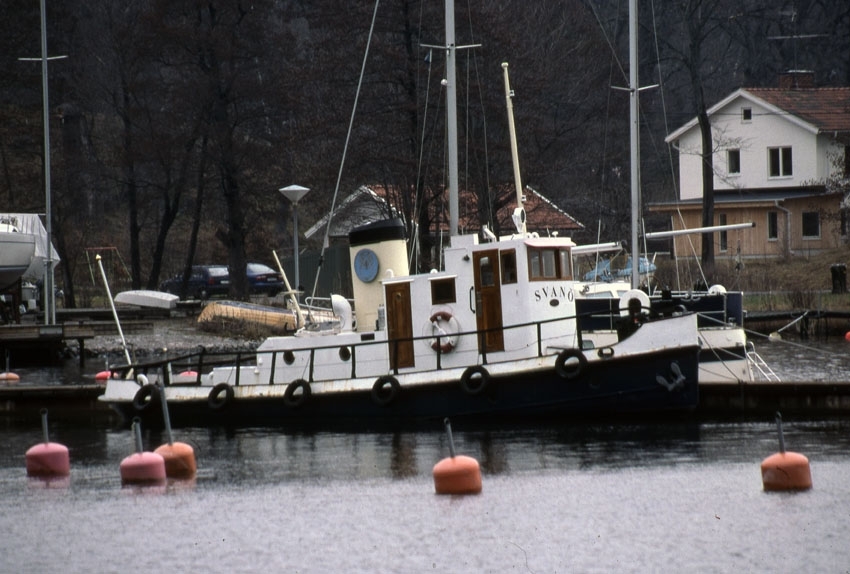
{"left": 698, "top": 381, "right": 850, "bottom": 418}
{"left": 746, "top": 309, "right": 850, "bottom": 338}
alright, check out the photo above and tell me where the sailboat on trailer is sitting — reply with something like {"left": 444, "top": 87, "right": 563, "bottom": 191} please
{"left": 100, "top": 0, "right": 701, "bottom": 428}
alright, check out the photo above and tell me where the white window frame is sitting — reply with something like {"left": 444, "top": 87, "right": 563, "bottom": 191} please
{"left": 768, "top": 146, "right": 793, "bottom": 178}
{"left": 726, "top": 149, "right": 741, "bottom": 176}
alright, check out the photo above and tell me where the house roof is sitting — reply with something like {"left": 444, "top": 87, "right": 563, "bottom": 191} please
{"left": 666, "top": 85, "right": 850, "bottom": 142}
{"left": 747, "top": 87, "right": 850, "bottom": 133}
{"left": 458, "top": 185, "right": 584, "bottom": 236}
{"left": 304, "top": 184, "right": 583, "bottom": 241}
{"left": 304, "top": 186, "right": 398, "bottom": 240}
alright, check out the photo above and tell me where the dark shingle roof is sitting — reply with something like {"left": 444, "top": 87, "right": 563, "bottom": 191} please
{"left": 746, "top": 87, "right": 850, "bottom": 132}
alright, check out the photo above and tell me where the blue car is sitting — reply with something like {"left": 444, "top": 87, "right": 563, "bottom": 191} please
{"left": 159, "top": 265, "right": 230, "bottom": 300}
{"left": 247, "top": 263, "right": 284, "bottom": 297}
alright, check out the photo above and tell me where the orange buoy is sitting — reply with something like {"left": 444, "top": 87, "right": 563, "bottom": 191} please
{"left": 761, "top": 452, "right": 812, "bottom": 491}
{"left": 761, "top": 412, "right": 812, "bottom": 491}
{"left": 25, "top": 409, "right": 70, "bottom": 478}
{"left": 153, "top": 384, "right": 197, "bottom": 479}
{"left": 120, "top": 420, "right": 166, "bottom": 486}
{"left": 154, "top": 442, "right": 196, "bottom": 479}
{"left": 1, "top": 350, "right": 19, "bottom": 383}
{"left": 433, "top": 418, "right": 482, "bottom": 495}
{"left": 433, "top": 455, "right": 482, "bottom": 494}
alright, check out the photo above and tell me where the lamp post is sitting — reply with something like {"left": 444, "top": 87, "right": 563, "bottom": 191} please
{"left": 279, "top": 185, "right": 309, "bottom": 301}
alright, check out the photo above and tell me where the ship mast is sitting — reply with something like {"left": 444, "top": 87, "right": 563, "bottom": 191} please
{"left": 445, "top": 0, "right": 459, "bottom": 237}
{"left": 628, "top": 0, "right": 640, "bottom": 289}
{"left": 502, "top": 62, "right": 527, "bottom": 235}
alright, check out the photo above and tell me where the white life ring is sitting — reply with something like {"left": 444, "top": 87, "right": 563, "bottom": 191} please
{"left": 619, "top": 289, "right": 651, "bottom": 317}
{"left": 428, "top": 311, "right": 460, "bottom": 353}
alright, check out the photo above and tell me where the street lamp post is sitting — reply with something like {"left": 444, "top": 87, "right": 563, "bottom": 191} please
{"left": 279, "top": 185, "right": 309, "bottom": 302}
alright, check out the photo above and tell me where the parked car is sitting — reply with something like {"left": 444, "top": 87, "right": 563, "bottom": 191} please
{"left": 247, "top": 263, "right": 284, "bottom": 296}
{"left": 159, "top": 265, "right": 230, "bottom": 300}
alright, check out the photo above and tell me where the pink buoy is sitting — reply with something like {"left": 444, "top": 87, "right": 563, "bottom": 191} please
{"left": 845, "top": 331, "right": 850, "bottom": 342}
{"left": 26, "top": 409, "right": 70, "bottom": 478}
{"left": 761, "top": 412, "right": 812, "bottom": 492}
{"left": 433, "top": 419, "right": 482, "bottom": 495}
{"left": 120, "top": 452, "right": 166, "bottom": 485}
{"left": 95, "top": 370, "right": 111, "bottom": 382}
{"left": 120, "top": 419, "right": 166, "bottom": 486}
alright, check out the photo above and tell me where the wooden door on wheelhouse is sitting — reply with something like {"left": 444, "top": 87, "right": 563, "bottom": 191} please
{"left": 385, "top": 281, "right": 414, "bottom": 369}
{"left": 472, "top": 250, "right": 504, "bottom": 353}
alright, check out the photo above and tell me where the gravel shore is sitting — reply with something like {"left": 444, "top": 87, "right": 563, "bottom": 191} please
{"left": 68, "top": 317, "right": 260, "bottom": 360}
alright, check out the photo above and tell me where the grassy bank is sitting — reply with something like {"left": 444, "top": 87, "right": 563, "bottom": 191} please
{"left": 652, "top": 247, "right": 850, "bottom": 313}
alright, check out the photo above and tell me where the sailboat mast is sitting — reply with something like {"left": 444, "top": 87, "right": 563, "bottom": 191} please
{"left": 445, "top": 0, "right": 459, "bottom": 237}
{"left": 629, "top": 0, "right": 640, "bottom": 290}
{"left": 502, "top": 62, "right": 527, "bottom": 235}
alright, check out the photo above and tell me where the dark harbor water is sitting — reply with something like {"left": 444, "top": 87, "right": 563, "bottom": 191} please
{"left": 1, "top": 337, "right": 850, "bottom": 573}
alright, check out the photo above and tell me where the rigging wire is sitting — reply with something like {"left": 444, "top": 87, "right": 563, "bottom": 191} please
{"left": 649, "top": 0, "right": 707, "bottom": 290}
{"left": 463, "top": 0, "right": 494, "bottom": 234}
{"left": 410, "top": 48, "right": 435, "bottom": 272}
{"left": 309, "top": 0, "right": 381, "bottom": 310}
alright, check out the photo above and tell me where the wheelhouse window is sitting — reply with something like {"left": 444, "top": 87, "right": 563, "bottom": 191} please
{"left": 768, "top": 147, "right": 792, "bottom": 177}
{"left": 500, "top": 249, "right": 517, "bottom": 284}
{"left": 742, "top": 107, "right": 752, "bottom": 122}
{"left": 430, "top": 277, "right": 456, "bottom": 304}
{"left": 767, "top": 211, "right": 778, "bottom": 240}
{"left": 802, "top": 211, "right": 820, "bottom": 239}
{"left": 528, "top": 247, "right": 572, "bottom": 281}
{"left": 727, "top": 149, "right": 741, "bottom": 175}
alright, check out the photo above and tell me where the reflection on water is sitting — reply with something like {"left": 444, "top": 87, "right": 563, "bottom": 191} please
{"left": 6, "top": 419, "right": 847, "bottom": 483}
{"left": 3, "top": 419, "right": 850, "bottom": 573}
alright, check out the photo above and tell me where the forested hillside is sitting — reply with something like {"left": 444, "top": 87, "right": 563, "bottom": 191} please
{"left": 1, "top": 0, "right": 847, "bottom": 305}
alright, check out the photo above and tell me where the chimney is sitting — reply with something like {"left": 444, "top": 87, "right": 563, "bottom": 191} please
{"left": 779, "top": 70, "right": 816, "bottom": 90}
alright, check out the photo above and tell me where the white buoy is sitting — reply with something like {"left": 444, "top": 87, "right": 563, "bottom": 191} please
{"left": 120, "top": 419, "right": 166, "bottom": 486}
{"left": 761, "top": 412, "right": 812, "bottom": 491}
{"left": 25, "top": 409, "right": 70, "bottom": 477}
{"left": 432, "top": 418, "right": 482, "bottom": 495}
{"left": 153, "top": 384, "right": 196, "bottom": 479}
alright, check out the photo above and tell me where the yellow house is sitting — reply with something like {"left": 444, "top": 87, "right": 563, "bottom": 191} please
{"left": 651, "top": 72, "right": 850, "bottom": 259}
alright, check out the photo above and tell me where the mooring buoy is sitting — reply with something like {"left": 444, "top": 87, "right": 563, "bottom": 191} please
{"left": 153, "top": 384, "right": 196, "bottom": 479}
{"left": 1, "top": 350, "right": 20, "bottom": 383}
{"left": 433, "top": 418, "right": 481, "bottom": 495}
{"left": 120, "top": 419, "right": 166, "bottom": 486}
{"left": 25, "top": 409, "right": 70, "bottom": 478}
{"left": 761, "top": 412, "right": 812, "bottom": 491}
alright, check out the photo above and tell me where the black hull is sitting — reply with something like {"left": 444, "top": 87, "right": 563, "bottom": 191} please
{"left": 110, "top": 346, "right": 700, "bottom": 429}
